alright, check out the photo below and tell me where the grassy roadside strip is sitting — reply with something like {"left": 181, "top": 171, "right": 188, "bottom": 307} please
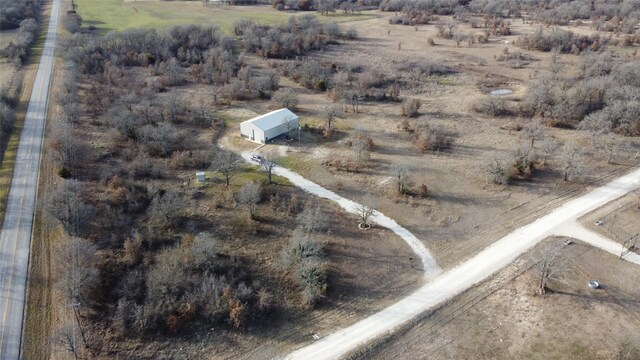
{"left": 0, "top": 1, "right": 50, "bottom": 226}
{"left": 21, "top": 194, "right": 53, "bottom": 360}
{"left": 21, "top": 0, "right": 58, "bottom": 358}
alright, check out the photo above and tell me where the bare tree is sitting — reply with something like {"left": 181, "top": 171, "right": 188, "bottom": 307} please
{"left": 486, "top": 154, "right": 511, "bottom": 185}
{"left": 53, "top": 321, "right": 81, "bottom": 360}
{"left": 297, "top": 203, "right": 328, "bottom": 233}
{"left": 161, "top": 93, "right": 185, "bottom": 124}
{"left": 342, "top": 89, "right": 360, "bottom": 113}
{"left": 190, "top": 98, "right": 210, "bottom": 126}
{"left": 163, "top": 57, "right": 183, "bottom": 86}
{"left": 133, "top": 99, "right": 157, "bottom": 124}
{"left": 322, "top": 104, "right": 339, "bottom": 131}
{"left": 188, "top": 232, "right": 218, "bottom": 272}
{"left": 148, "top": 190, "right": 184, "bottom": 232}
{"left": 272, "top": 88, "right": 299, "bottom": 109}
{"left": 56, "top": 237, "right": 98, "bottom": 306}
{"left": 282, "top": 116, "right": 297, "bottom": 140}
{"left": 237, "top": 181, "right": 262, "bottom": 219}
{"left": 352, "top": 132, "right": 371, "bottom": 164}
{"left": 540, "top": 137, "right": 560, "bottom": 167}
{"left": 46, "top": 181, "right": 95, "bottom": 236}
{"left": 211, "top": 86, "right": 225, "bottom": 105}
{"left": 356, "top": 197, "right": 376, "bottom": 229}
{"left": 523, "top": 119, "right": 544, "bottom": 147}
{"left": 281, "top": 227, "right": 324, "bottom": 267}
{"left": 392, "top": 165, "right": 411, "bottom": 195}
{"left": 594, "top": 132, "right": 622, "bottom": 164}
{"left": 437, "top": 21, "right": 457, "bottom": 39}
{"left": 401, "top": 98, "right": 421, "bottom": 117}
{"left": 560, "top": 143, "right": 583, "bottom": 181}
{"left": 211, "top": 150, "right": 239, "bottom": 186}
{"left": 533, "top": 247, "right": 567, "bottom": 295}
{"left": 48, "top": 120, "right": 87, "bottom": 176}
{"left": 260, "top": 151, "right": 279, "bottom": 184}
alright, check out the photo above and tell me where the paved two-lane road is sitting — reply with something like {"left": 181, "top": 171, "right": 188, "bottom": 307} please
{"left": 0, "top": 0, "right": 61, "bottom": 357}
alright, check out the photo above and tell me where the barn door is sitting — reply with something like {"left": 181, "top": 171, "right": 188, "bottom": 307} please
{"left": 251, "top": 129, "right": 255, "bottom": 140}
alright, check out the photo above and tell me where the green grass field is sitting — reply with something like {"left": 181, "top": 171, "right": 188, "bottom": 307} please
{"left": 75, "top": 0, "right": 376, "bottom": 35}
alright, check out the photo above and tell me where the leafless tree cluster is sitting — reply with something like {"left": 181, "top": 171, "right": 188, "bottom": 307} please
{"left": 270, "top": 0, "right": 365, "bottom": 13}
{"left": 469, "top": 0, "right": 640, "bottom": 32}
{"left": 349, "top": 131, "right": 374, "bottom": 163}
{"left": 46, "top": 23, "right": 338, "bottom": 355}
{"left": 46, "top": 181, "right": 96, "bottom": 237}
{"left": 379, "top": 0, "right": 460, "bottom": 14}
{"left": 236, "top": 15, "right": 350, "bottom": 59}
{"left": 0, "top": 79, "right": 21, "bottom": 157}
{"left": 62, "top": 24, "right": 236, "bottom": 77}
{"left": 524, "top": 53, "right": 640, "bottom": 136}
{"left": 62, "top": 10, "right": 82, "bottom": 34}
{"left": 486, "top": 145, "right": 540, "bottom": 185}
{"left": 0, "top": 17, "right": 38, "bottom": 65}
{"left": 516, "top": 26, "right": 609, "bottom": 53}
{"left": 114, "top": 232, "right": 262, "bottom": 335}
{"left": 0, "top": 0, "right": 40, "bottom": 29}
{"left": 272, "top": 88, "right": 299, "bottom": 109}
{"left": 0, "top": 0, "right": 41, "bottom": 65}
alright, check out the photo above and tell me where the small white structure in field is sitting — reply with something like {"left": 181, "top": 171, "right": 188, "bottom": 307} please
{"left": 240, "top": 108, "right": 299, "bottom": 144}
{"left": 196, "top": 171, "right": 206, "bottom": 182}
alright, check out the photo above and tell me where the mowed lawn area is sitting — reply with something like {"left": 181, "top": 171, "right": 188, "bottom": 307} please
{"left": 74, "top": 0, "right": 376, "bottom": 35}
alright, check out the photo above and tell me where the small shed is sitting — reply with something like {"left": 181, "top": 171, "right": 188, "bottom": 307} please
{"left": 196, "top": 171, "right": 206, "bottom": 182}
{"left": 240, "top": 108, "right": 299, "bottom": 144}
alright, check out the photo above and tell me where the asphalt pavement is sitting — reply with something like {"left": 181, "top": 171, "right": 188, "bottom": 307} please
{"left": 0, "top": 0, "right": 61, "bottom": 357}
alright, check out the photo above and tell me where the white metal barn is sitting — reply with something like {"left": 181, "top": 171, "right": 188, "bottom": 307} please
{"left": 240, "top": 108, "right": 299, "bottom": 144}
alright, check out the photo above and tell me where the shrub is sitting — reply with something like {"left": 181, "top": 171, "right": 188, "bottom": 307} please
{"left": 401, "top": 98, "right": 421, "bottom": 117}
{"left": 298, "top": 259, "right": 326, "bottom": 306}
{"left": 281, "top": 228, "right": 324, "bottom": 267}
{"left": 473, "top": 96, "right": 510, "bottom": 117}
{"left": 413, "top": 126, "right": 453, "bottom": 152}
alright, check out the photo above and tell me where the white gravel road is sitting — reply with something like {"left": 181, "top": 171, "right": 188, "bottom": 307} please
{"left": 556, "top": 222, "right": 640, "bottom": 265}
{"left": 0, "top": 0, "right": 61, "bottom": 357}
{"left": 241, "top": 152, "right": 443, "bottom": 278}
{"left": 280, "top": 166, "right": 640, "bottom": 359}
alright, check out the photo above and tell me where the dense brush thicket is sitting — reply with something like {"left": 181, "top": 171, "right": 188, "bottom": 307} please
{"left": 515, "top": 27, "right": 610, "bottom": 53}
{"left": 46, "top": 23, "right": 336, "bottom": 358}
{"left": 523, "top": 54, "right": 640, "bottom": 136}
{"left": 236, "top": 15, "right": 353, "bottom": 59}
{"left": 0, "top": 0, "right": 40, "bottom": 30}
{"left": 63, "top": 25, "right": 235, "bottom": 74}
{"left": 376, "top": 0, "right": 640, "bottom": 33}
